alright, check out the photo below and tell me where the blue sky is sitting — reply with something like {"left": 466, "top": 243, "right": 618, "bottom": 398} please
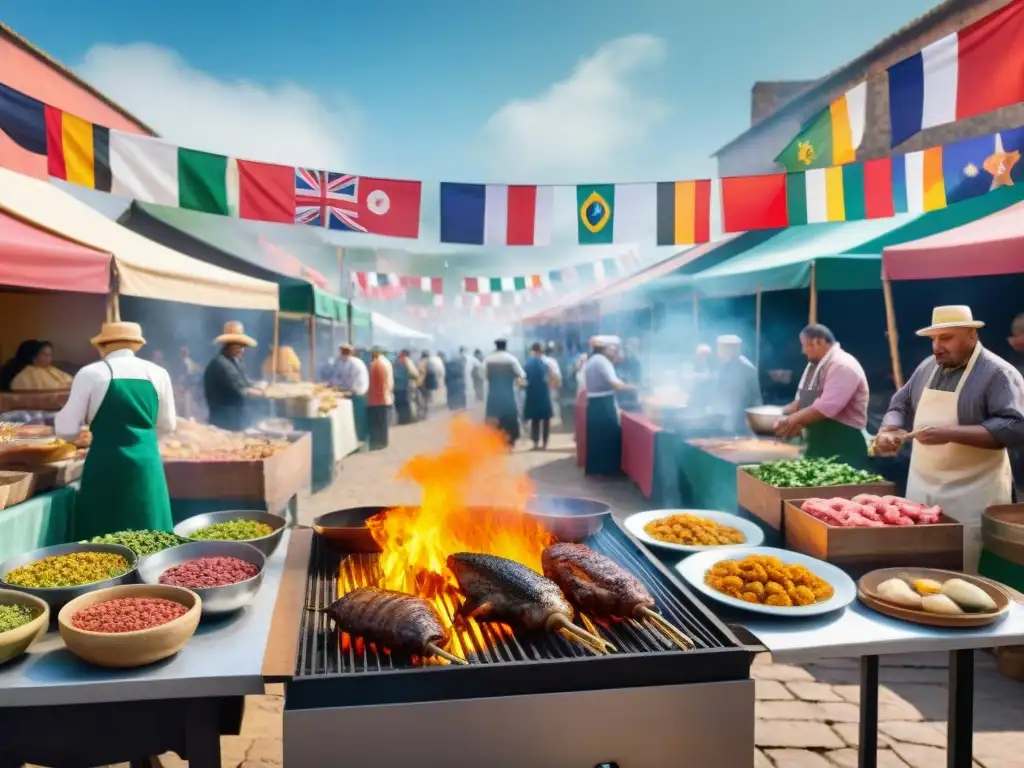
{"left": 7, "top": 0, "right": 939, "bottom": 254}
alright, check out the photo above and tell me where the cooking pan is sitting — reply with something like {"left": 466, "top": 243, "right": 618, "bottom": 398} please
{"left": 312, "top": 507, "right": 388, "bottom": 553}
{"left": 524, "top": 496, "right": 611, "bottom": 542}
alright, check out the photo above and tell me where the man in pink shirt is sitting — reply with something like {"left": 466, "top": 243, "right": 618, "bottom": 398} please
{"left": 774, "top": 324, "right": 871, "bottom": 468}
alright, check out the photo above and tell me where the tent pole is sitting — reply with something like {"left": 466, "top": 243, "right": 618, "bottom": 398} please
{"left": 338, "top": 246, "right": 353, "bottom": 345}
{"left": 271, "top": 311, "right": 280, "bottom": 385}
{"left": 755, "top": 285, "right": 763, "bottom": 370}
{"left": 882, "top": 277, "right": 904, "bottom": 389}
{"left": 809, "top": 261, "right": 818, "bottom": 325}
{"left": 308, "top": 315, "right": 316, "bottom": 381}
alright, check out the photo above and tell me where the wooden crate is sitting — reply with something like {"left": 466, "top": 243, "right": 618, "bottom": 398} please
{"left": 163, "top": 432, "right": 312, "bottom": 512}
{"left": 784, "top": 501, "right": 964, "bottom": 571}
{"left": 0, "top": 471, "right": 32, "bottom": 510}
{"left": 736, "top": 465, "right": 895, "bottom": 530}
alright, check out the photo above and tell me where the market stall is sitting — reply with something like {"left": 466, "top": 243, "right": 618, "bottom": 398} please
{"left": 369, "top": 310, "right": 433, "bottom": 346}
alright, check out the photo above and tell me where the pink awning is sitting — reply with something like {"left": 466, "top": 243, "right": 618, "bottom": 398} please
{"left": 884, "top": 200, "right": 1024, "bottom": 280}
{"left": 0, "top": 209, "right": 111, "bottom": 293}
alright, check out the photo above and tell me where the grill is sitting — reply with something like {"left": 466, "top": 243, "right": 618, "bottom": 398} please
{"left": 282, "top": 514, "right": 760, "bottom": 768}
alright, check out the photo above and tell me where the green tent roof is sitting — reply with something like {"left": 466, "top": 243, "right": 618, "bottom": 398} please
{"left": 278, "top": 281, "right": 347, "bottom": 320}
{"left": 350, "top": 302, "right": 371, "bottom": 329}
{"left": 690, "top": 186, "right": 1024, "bottom": 297}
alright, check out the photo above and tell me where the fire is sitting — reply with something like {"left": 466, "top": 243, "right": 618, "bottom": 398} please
{"left": 366, "top": 416, "right": 552, "bottom": 598}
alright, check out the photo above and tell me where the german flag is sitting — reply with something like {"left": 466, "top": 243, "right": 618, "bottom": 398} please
{"left": 44, "top": 107, "right": 111, "bottom": 191}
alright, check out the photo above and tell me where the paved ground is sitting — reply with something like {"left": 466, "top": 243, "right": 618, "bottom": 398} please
{"left": 155, "top": 409, "right": 1024, "bottom": 767}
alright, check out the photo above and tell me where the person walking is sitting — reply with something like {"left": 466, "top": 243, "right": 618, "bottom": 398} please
{"left": 484, "top": 339, "right": 525, "bottom": 447}
{"left": 524, "top": 342, "right": 555, "bottom": 450}
{"left": 393, "top": 349, "right": 420, "bottom": 425}
{"left": 366, "top": 347, "right": 394, "bottom": 450}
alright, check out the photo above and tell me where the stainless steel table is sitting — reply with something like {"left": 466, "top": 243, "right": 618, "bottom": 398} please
{"left": 739, "top": 599, "right": 1024, "bottom": 768}
{"left": 0, "top": 530, "right": 290, "bottom": 767}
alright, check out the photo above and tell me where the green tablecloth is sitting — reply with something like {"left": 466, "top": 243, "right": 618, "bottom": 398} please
{"left": 0, "top": 486, "right": 77, "bottom": 561}
{"left": 980, "top": 549, "right": 1024, "bottom": 594}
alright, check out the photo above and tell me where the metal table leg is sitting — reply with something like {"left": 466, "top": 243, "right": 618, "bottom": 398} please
{"left": 947, "top": 649, "right": 974, "bottom": 768}
{"left": 185, "top": 699, "right": 223, "bottom": 768}
{"left": 859, "top": 655, "right": 879, "bottom": 768}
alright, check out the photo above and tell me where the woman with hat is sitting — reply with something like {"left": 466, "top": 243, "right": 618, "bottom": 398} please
{"left": 54, "top": 322, "right": 176, "bottom": 539}
{"left": 203, "top": 321, "right": 262, "bottom": 432}
{"left": 876, "top": 306, "right": 1024, "bottom": 572}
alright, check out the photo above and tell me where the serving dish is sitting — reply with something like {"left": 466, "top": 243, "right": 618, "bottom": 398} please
{"left": 858, "top": 567, "right": 1012, "bottom": 628}
{"left": 623, "top": 509, "right": 764, "bottom": 554}
{"left": 745, "top": 405, "right": 785, "bottom": 436}
{"left": 0, "top": 542, "right": 138, "bottom": 609}
{"left": 57, "top": 583, "right": 201, "bottom": 668}
{"left": 137, "top": 540, "right": 265, "bottom": 615}
{"left": 524, "top": 496, "right": 611, "bottom": 542}
{"left": 675, "top": 545, "right": 857, "bottom": 617}
{"left": 174, "top": 509, "right": 285, "bottom": 557}
{"left": 0, "top": 589, "right": 49, "bottom": 665}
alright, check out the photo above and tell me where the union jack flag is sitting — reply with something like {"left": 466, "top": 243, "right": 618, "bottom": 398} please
{"left": 294, "top": 169, "right": 366, "bottom": 232}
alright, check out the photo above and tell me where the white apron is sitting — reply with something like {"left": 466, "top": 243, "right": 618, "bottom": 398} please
{"left": 905, "top": 343, "right": 1013, "bottom": 573}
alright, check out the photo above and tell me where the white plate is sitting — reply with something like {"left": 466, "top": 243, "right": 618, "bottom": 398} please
{"left": 623, "top": 509, "right": 765, "bottom": 554}
{"left": 675, "top": 546, "right": 857, "bottom": 617}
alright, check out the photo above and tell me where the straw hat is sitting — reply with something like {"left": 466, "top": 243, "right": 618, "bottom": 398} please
{"left": 916, "top": 306, "right": 985, "bottom": 336}
{"left": 214, "top": 321, "right": 257, "bottom": 347}
{"left": 91, "top": 321, "right": 145, "bottom": 348}
{"left": 339, "top": 343, "right": 354, "bottom": 353}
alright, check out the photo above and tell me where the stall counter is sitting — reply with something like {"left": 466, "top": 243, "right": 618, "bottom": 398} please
{"left": 289, "top": 398, "right": 358, "bottom": 491}
{"left": 0, "top": 486, "right": 76, "bottom": 562}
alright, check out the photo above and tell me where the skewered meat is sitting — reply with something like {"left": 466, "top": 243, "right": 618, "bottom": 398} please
{"left": 447, "top": 552, "right": 573, "bottom": 631}
{"left": 320, "top": 586, "right": 448, "bottom": 656}
{"left": 541, "top": 542, "right": 654, "bottom": 618}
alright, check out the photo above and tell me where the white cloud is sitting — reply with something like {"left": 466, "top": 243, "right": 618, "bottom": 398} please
{"left": 75, "top": 43, "right": 358, "bottom": 169}
{"left": 482, "top": 35, "right": 669, "bottom": 181}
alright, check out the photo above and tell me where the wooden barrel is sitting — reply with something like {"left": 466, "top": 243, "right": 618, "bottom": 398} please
{"left": 983, "top": 504, "right": 1024, "bottom": 567}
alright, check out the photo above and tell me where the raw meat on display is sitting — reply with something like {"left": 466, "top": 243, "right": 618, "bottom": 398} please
{"left": 800, "top": 495, "right": 942, "bottom": 528}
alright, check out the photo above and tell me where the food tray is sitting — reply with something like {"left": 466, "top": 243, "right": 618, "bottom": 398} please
{"left": 784, "top": 501, "right": 964, "bottom": 571}
{"left": 163, "top": 431, "right": 312, "bottom": 512}
{"left": 858, "top": 568, "right": 1012, "bottom": 628}
{"left": 736, "top": 465, "right": 895, "bottom": 531}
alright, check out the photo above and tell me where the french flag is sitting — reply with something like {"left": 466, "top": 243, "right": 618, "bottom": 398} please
{"left": 888, "top": 0, "right": 1024, "bottom": 147}
{"left": 440, "top": 183, "right": 553, "bottom": 246}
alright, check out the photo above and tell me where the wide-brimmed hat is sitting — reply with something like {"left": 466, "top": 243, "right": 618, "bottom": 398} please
{"left": 214, "top": 321, "right": 257, "bottom": 347}
{"left": 339, "top": 343, "right": 354, "bottom": 353}
{"left": 91, "top": 321, "right": 145, "bottom": 348}
{"left": 916, "top": 305, "right": 985, "bottom": 336}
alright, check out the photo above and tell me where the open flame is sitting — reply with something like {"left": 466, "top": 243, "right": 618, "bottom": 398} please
{"left": 366, "top": 417, "right": 552, "bottom": 598}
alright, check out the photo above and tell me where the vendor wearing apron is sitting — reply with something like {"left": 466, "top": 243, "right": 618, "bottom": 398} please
{"left": 54, "top": 322, "right": 177, "bottom": 539}
{"left": 876, "top": 306, "right": 1024, "bottom": 573}
{"left": 581, "top": 336, "right": 636, "bottom": 476}
{"left": 775, "top": 324, "right": 870, "bottom": 469}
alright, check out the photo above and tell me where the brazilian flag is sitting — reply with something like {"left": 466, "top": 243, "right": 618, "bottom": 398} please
{"left": 577, "top": 184, "right": 614, "bottom": 245}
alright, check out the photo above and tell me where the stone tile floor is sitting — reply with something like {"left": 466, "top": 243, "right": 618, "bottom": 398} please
{"left": 126, "top": 411, "right": 1024, "bottom": 766}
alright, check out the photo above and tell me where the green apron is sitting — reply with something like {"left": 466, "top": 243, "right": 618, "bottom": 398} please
{"left": 798, "top": 353, "right": 870, "bottom": 470}
{"left": 73, "top": 360, "right": 173, "bottom": 540}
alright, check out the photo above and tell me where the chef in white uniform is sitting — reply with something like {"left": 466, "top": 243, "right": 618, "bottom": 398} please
{"left": 876, "top": 306, "right": 1024, "bottom": 571}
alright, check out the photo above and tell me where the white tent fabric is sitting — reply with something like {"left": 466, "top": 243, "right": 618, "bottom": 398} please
{"left": 0, "top": 169, "right": 278, "bottom": 310}
{"left": 371, "top": 311, "right": 432, "bottom": 341}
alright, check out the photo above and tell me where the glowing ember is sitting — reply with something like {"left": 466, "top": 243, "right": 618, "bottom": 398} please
{"left": 366, "top": 417, "right": 551, "bottom": 598}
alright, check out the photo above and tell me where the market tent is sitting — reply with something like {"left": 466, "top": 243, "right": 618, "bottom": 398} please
{"left": 370, "top": 311, "right": 432, "bottom": 341}
{"left": 350, "top": 302, "right": 372, "bottom": 330}
{"left": 0, "top": 209, "right": 111, "bottom": 293}
{"left": 0, "top": 169, "right": 278, "bottom": 309}
{"left": 884, "top": 198, "right": 1024, "bottom": 281}
{"left": 278, "top": 281, "right": 348, "bottom": 320}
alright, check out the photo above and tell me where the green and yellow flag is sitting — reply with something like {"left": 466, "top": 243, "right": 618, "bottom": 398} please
{"left": 775, "top": 83, "right": 868, "bottom": 172}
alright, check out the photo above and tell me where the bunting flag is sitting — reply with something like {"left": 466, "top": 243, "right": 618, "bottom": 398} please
{"left": 576, "top": 183, "right": 655, "bottom": 245}
{"left": 439, "top": 183, "right": 553, "bottom": 245}
{"left": 888, "top": 0, "right": 1024, "bottom": 147}
{"left": 461, "top": 251, "right": 637, "bottom": 292}
{"left": 351, "top": 271, "right": 444, "bottom": 294}
{"left": 44, "top": 107, "right": 112, "bottom": 191}
{"left": 656, "top": 180, "right": 712, "bottom": 245}
{"left": 776, "top": 83, "right": 867, "bottom": 171}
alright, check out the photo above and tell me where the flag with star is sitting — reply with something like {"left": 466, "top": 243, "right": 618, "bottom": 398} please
{"left": 942, "top": 127, "right": 1024, "bottom": 205}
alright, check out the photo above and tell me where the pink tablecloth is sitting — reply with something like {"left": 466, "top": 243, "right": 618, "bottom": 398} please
{"left": 575, "top": 391, "right": 587, "bottom": 468}
{"left": 621, "top": 411, "right": 662, "bottom": 498}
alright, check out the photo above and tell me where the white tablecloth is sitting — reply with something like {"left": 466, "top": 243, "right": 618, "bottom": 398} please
{"left": 331, "top": 398, "right": 359, "bottom": 458}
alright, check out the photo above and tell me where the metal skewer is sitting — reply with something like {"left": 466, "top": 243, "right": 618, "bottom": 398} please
{"left": 549, "top": 614, "right": 617, "bottom": 653}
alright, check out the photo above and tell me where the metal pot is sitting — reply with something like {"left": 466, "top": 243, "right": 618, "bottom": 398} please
{"left": 137, "top": 541, "right": 265, "bottom": 615}
{"left": 524, "top": 496, "right": 611, "bottom": 542}
{"left": 0, "top": 542, "right": 138, "bottom": 610}
{"left": 745, "top": 406, "right": 785, "bottom": 436}
{"left": 174, "top": 510, "right": 286, "bottom": 557}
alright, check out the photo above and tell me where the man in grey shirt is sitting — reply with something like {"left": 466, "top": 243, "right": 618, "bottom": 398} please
{"left": 876, "top": 306, "right": 1024, "bottom": 571}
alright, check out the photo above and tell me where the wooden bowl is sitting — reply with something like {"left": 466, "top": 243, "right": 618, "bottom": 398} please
{"left": 57, "top": 584, "right": 201, "bottom": 668}
{"left": 858, "top": 568, "right": 1012, "bottom": 628}
{"left": 0, "top": 589, "right": 49, "bottom": 666}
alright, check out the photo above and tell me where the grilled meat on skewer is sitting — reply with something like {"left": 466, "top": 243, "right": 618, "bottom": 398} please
{"left": 446, "top": 552, "right": 614, "bottom": 654}
{"left": 542, "top": 542, "right": 695, "bottom": 650}
{"left": 542, "top": 542, "right": 654, "bottom": 617}
{"left": 320, "top": 586, "right": 463, "bottom": 662}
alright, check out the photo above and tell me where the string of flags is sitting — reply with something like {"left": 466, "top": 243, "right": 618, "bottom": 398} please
{"left": 1, "top": 0, "right": 1022, "bottom": 249}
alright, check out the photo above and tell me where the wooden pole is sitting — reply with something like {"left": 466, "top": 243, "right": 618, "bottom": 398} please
{"left": 809, "top": 260, "right": 818, "bottom": 325}
{"left": 755, "top": 285, "right": 763, "bottom": 370}
{"left": 882, "top": 277, "right": 904, "bottom": 389}
{"left": 271, "top": 311, "right": 280, "bottom": 385}
{"left": 308, "top": 315, "right": 316, "bottom": 382}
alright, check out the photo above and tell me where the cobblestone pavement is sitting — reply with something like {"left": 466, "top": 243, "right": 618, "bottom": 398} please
{"left": 147, "top": 410, "right": 1024, "bottom": 767}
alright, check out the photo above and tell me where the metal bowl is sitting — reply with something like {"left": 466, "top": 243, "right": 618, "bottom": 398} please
{"left": 137, "top": 541, "right": 265, "bottom": 616}
{"left": 524, "top": 496, "right": 612, "bottom": 542}
{"left": 0, "top": 542, "right": 138, "bottom": 610}
{"left": 312, "top": 507, "right": 387, "bottom": 553}
{"left": 745, "top": 405, "right": 785, "bottom": 436}
{"left": 174, "top": 510, "right": 285, "bottom": 557}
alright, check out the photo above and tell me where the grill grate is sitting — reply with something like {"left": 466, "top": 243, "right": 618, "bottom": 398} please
{"left": 296, "top": 520, "right": 737, "bottom": 678}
